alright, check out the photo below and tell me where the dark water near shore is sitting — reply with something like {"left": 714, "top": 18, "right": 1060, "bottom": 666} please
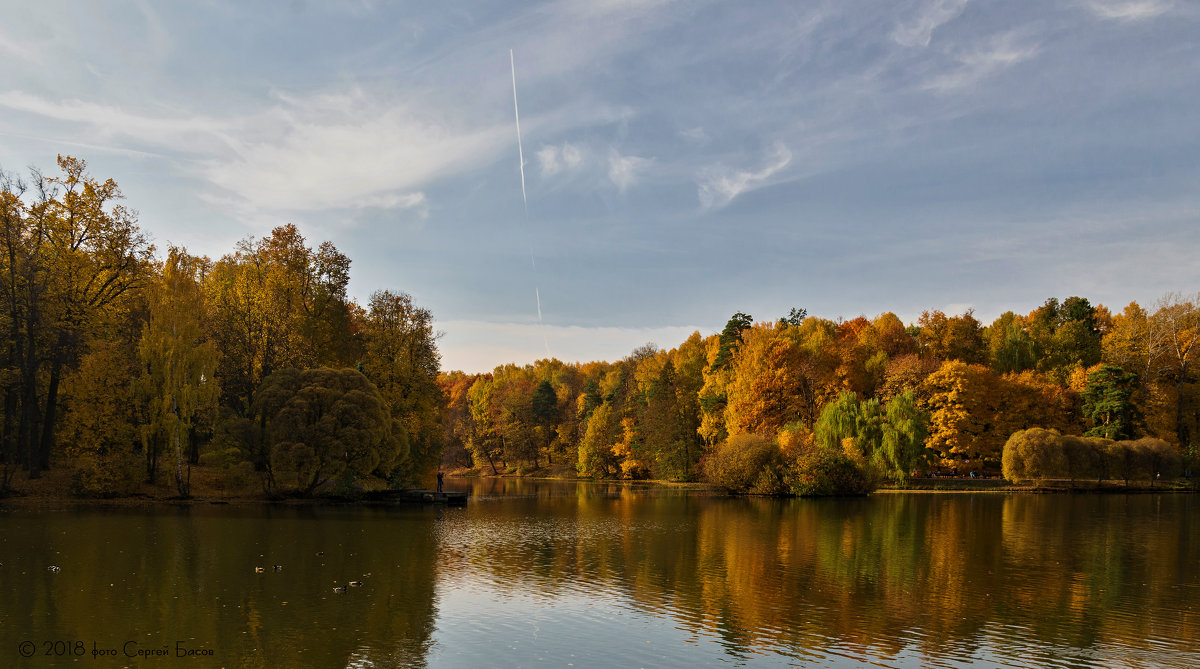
{"left": 1, "top": 481, "right": 1197, "bottom": 668}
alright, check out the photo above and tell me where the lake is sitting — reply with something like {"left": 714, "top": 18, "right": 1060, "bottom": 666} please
{"left": 1, "top": 480, "right": 1197, "bottom": 668}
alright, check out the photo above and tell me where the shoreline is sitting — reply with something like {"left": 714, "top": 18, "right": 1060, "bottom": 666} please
{"left": 0, "top": 465, "right": 1193, "bottom": 510}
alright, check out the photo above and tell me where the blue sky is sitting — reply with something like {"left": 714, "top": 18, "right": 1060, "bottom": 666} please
{"left": 0, "top": 0, "right": 1196, "bottom": 372}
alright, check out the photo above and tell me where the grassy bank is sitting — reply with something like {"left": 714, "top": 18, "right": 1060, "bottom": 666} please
{"left": 0, "top": 459, "right": 403, "bottom": 509}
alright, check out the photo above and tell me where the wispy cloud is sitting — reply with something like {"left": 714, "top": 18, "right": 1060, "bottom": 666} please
{"left": 696, "top": 143, "right": 792, "bottom": 209}
{"left": 559, "top": 0, "right": 680, "bottom": 20}
{"left": 203, "top": 91, "right": 512, "bottom": 212}
{"left": 537, "top": 142, "right": 585, "bottom": 177}
{"left": 0, "top": 91, "right": 230, "bottom": 152}
{"left": 923, "top": 32, "right": 1039, "bottom": 92}
{"left": 0, "top": 29, "right": 42, "bottom": 64}
{"left": 892, "top": 0, "right": 969, "bottom": 48}
{"left": 608, "top": 150, "right": 650, "bottom": 192}
{"left": 0, "top": 88, "right": 511, "bottom": 214}
{"left": 1082, "top": 0, "right": 1172, "bottom": 20}
{"left": 358, "top": 191, "right": 429, "bottom": 216}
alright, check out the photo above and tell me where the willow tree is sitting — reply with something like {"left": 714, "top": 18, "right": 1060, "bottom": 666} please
{"left": 876, "top": 389, "right": 931, "bottom": 483}
{"left": 138, "top": 247, "right": 218, "bottom": 496}
{"left": 254, "top": 367, "right": 400, "bottom": 495}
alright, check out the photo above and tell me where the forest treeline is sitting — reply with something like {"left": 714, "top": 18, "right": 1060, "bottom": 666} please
{"left": 442, "top": 292, "right": 1199, "bottom": 492}
{"left": 2, "top": 156, "right": 1195, "bottom": 499}
{"left": 0, "top": 156, "right": 442, "bottom": 497}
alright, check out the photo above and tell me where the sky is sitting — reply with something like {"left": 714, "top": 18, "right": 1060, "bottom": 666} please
{"left": 0, "top": 0, "right": 1197, "bottom": 373}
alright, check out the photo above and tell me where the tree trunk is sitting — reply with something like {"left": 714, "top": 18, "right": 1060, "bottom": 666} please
{"left": 1177, "top": 377, "right": 1190, "bottom": 447}
{"left": 1, "top": 384, "right": 17, "bottom": 490}
{"left": 483, "top": 444, "right": 499, "bottom": 475}
{"left": 187, "top": 425, "right": 201, "bottom": 465}
{"left": 174, "top": 400, "right": 189, "bottom": 498}
{"left": 20, "top": 380, "right": 40, "bottom": 478}
{"left": 37, "top": 358, "right": 62, "bottom": 472}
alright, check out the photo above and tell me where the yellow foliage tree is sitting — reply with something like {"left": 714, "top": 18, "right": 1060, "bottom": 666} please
{"left": 138, "top": 247, "right": 219, "bottom": 497}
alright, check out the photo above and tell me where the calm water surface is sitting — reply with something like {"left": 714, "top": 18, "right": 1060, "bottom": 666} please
{"left": 1, "top": 481, "right": 1197, "bottom": 668}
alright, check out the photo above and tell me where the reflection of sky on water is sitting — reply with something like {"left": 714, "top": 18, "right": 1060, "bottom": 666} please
{"left": 422, "top": 482, "right": 1200, "bottom": 668}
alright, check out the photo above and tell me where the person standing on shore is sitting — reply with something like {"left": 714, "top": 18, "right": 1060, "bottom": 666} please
{"left": 436, "top": 471, "right": 444, "bottom": 493}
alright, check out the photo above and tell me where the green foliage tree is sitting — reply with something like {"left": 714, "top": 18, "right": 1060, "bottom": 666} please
{"left": 1081, "top": 364, "right": 1140, "bottom": 440}
{"left": 778, "top": 307, "right": 807, "bottom": 328}
{"left": 986, "top": 312, "right": 1038, "bottom": 374}
{"left": 253, "top": 367, "right": 400, "bottom": 495}
{"left": 814, "top": 391, "right": 861, "bottom": 452}
{"left": 876, "top": 390, "right": 932, "bottom": 484}
{"left": 711, "top": 312, "right": 753, "bottom": 372}
{"left": 1028, "top": 296, "right": 1102, "bottom": 378}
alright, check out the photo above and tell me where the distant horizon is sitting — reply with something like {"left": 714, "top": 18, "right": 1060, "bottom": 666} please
{"left": 433, "top": 292, "right": 1176, "bottom": 374}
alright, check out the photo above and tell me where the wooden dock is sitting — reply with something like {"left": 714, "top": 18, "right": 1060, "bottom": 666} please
{"left": 360, "top": 489, "right": 468, "bottom": 505}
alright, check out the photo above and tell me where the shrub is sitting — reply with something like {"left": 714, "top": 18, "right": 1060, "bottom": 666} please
{"left": 1129, "top": 437, "right": 1181, "bottom": 485}
{"left": 1003, "top": 428, "right": 1182, "bottom": 485}
{"left": 199, "top": 447, "right": 255, "bottom": 492}
{"left": 70, "top": 452, "right": 143, "bottom": 498}
{"left": 703, "top": 433, "right": 781, "bottom": 493}
{"left": 785, "top": 447, "right": 874, "bottom": 497}
{"left": 1060, "top": 435, "right": 1104, "bottom": 485}
{"left": 1002, "top": 428, "right": 1067, "bottom": 483}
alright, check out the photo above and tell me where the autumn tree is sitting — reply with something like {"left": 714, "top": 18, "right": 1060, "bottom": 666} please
{"left": 0, "top": 157, "right": 153, "bottom": 479}
{"left": 359, "top": 289, "right": 442, "bottom": 487}
{"left": 916, "top": 310, "right": 985, "bottom": 364}
{"left": 60, "top": 339, "right": 142, "bottom": 496}
{"left": 725, "top": 324, "right": 814, "bottom": 437}
{"left": 206, "top": 224, "right": 354, "bottom": 418}
{"left": 1149, "top": 292, "right": 1199, "bottom": 446}
{"left": 466, "top": 376, "right": 503, "bottom": 474}
{"left": 531, "top": 378, "right": 558, "bottom": 463}
{"left": 137, "top": 247, "right": 218, "bottom": 495}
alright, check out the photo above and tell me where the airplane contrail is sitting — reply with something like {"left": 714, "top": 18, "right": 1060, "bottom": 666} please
{"left": 510, "top": 49, "right": 551, "bottom": 358}
{"left": 510, "top": 49, "right": 528, "bottom": 214}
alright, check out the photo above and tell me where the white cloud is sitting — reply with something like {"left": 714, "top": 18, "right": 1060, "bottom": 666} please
{"left": 679, "top": 126, "right": 708, "bottom": 142}
{"left": 1082, "top": 0, "right": 1172, "bottom": 20}
{"left": 202, "top": 92, "right": 512, "bottom": 212}
{"left": 892, "top": 0, "right": 969, "bottom": 48}
{"left": 358, "top": 191, "right": 429, "bottom": 216}
{"left": 608, "top": 150, "right": 650, "bottom": 192}
{"left": 0, "top": 29, "right": 42, "bottom": 64}
{"left": 559, "top": 0, "right": 679, "bottom": 20}
{"left": 924, "top": 33, "right": 1039, "bottom": 92}
{"left": 537, "top": 142, "right": 585, "bottom": 178}
{"left": 696, "top": 143, "right": 792, "bottom": 209}
{"left": 0, "top": 91, "right": 230, "bottom": 152}
{"left": 436, "top": 319, "right": 704, "bottom": 373}
{"left": 0, "top": 88, "right": 513, "bottom": 214}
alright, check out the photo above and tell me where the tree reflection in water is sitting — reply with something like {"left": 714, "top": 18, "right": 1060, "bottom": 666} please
{"left": 1, "top": 487, "right": 1196, "bottom": 668}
